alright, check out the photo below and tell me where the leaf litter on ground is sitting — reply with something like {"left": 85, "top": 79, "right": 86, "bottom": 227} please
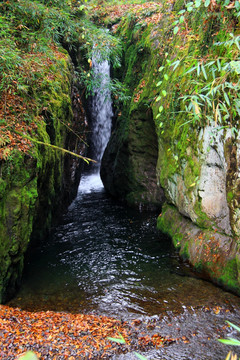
{"left": 0, "top": 305, "right": 175, "bottom": 360}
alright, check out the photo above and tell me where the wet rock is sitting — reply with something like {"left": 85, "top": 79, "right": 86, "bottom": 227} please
{"left": 101, "top": 105, "right": 165, "bottom": 210}
{"left": 0, "top": 58, "right": 87, "bottom": 303}
{"left": 162, "top": 126, "right": 232, "bottom": 235}
{"left": 157, "top": 204, "right": 240, "bottom": 295}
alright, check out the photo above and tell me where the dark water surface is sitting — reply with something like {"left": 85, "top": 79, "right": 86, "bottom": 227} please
{"left": 9, "top": 174, "right": 240, "bottom": 359}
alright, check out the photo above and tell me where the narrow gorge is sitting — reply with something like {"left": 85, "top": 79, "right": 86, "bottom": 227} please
{"left": 1, "top": 0, "right": 240, "bottom": 358}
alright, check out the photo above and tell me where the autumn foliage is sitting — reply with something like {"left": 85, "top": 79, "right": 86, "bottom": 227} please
{"left": 90, "top": 1, "right": 164, "bottom": 29}
{"left": 0, "top": 0, "right": 84, "bottom": 161}
{"left": 0, "top": 39, "right": 71, "bottom": 160}
{"left": 0, "top": 305, "right": 174, "bottom": 359}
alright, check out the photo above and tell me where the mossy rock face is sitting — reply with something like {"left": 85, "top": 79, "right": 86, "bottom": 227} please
{"left": 224, "top": 137, "right": 240, "bottom": 237}
{"left": 101, "top": 124, "right": 130, "bottom": 200}
{"left": 157, "top": 125, "right": 232, "bottom": 234}
{"left": 157, "top": 204, "right": 240, "bottom": 294}
{"left": 98, "top": 0, "right": 240, "bottom": 293}
{"left": 0, "top": 153, "right": 38, "bottom": 302}
{"left": 0, "top": 51, "right": 87, "bottom": 303}
{"left": 101, "top": 103, "right": 165, "bottom": 209}
{"left": 101, "top": 18, "right": 164, "bottom": 209}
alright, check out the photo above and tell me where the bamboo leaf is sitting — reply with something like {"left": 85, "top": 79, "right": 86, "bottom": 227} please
{"left": 217, "top": 59, "right": 221, "bottom": 72}
{"left": 234, "top": 38, "right": 240, "bottom": 50}
{"left": 171, "top": 60, "right": 181, "bottom": 71}
{"left": 197, "top": 62, "right": 201, "bottom": 76}
{"left": 195, "top": 0, "right": 201, "bottom": 8}
{"left": 219, "top": 338, "right": 240, "bottom": 346}
{"left": 192, "top": 100, "right": 201, "bottom": 116}
{"left": 201, "top": 63, "right": 207, "bottom": 80}
{"left": 179, "top": 119, "right": 195, "bottom": 127}
{"left": 107, "top": 334, "right": 126, "bottom": 344}
{"left": 187, "top": 6, "right": 193, "bottom": 11}
{"left": 223, "top": 92, "right": 230, "bottom": 107}
{"left": 215, "top": 103, "right": 219, "bottom": 126}
{"left": 230, "top": 60, "right": 240, "bottom": 74}
{"left": 179, "top": 15, "right": 185, "bottom": 24}
{"left": 18, "top": 352, "right": 38, "bottom": 360}
{"left": 134, "top": 352, "right": 148, "bottom": 360}
{"left": 173, "top": 26, "right": 179, "bottom": 35}
{"left": 205, "top": 96, "right": 212, "bottom": 107}
{"left": 205, "top": 61, "right": 215, "bottom": 68}
{"left": 185, "top": 65, "right": 197, "bottom": 75}
{"left": 227, "top": 321, "right": 240, "bottom": 333}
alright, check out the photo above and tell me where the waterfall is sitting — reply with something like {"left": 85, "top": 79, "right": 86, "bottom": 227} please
{"left": 90, "top": 54, "right": 113, "bottom": 173}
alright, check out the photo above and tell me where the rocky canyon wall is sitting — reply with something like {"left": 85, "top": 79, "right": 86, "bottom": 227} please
{"left": 0, "top": 51, "right": 87, "bottom": 303}
{"left": 97, "top": 0, "right": 240, "bottom": 294}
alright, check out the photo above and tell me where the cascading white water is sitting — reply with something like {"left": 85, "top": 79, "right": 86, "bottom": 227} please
{"left": 90, "top": 54, "right": 113, "bottom": 172}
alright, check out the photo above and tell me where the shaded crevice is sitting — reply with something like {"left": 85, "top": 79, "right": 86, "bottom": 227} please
{"left": 101, "top": 104, "right": 165, "bottom": 210}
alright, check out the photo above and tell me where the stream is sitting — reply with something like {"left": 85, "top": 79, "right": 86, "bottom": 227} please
{"left": 8, "top": 172, "right": 240, "bottom": 359}
{"left": 8, "top": 55, "right": 240, "bottom": 359}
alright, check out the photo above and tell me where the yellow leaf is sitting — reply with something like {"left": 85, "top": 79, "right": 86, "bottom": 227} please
{"left": 214, "top": 103, "right": 219, "bottom": 126}
{"left": 192, "top": 100, "right": 200, "bottom": 115}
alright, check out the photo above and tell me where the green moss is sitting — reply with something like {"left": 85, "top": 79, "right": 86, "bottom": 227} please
{"left": 193, "top": 200, "right": 213, "bottom": 229}
{"left": 0, "top": 161, "right": 39, "bottom": 302}
{"left": 193, "top": 260, "right": 204, "bottom": 274}
{"left": 180, "top": 242, "right": 189, "bottom": 260}
{"left": 157, "top": 204, "right": 184, "bottom": 250}
{"left": 218, "top": 259, "right": 240, "bottom": 294}
{"left": 172, "top": 0, "right": 186, "bottom": 12}
{"left": 98, "top": 0, "right": 240, "bottom": 294}
{"left": 158, "top": 204, "right": 240, "bottom": 293}
{"left": 183, "top": 159, "right": 200, "bottom": 190}
{"left": 157, "top": 206, "right": 169, "bottom": 234}
{"left": 0, "top": 46, "right": 76, "bottom": 303}
{"left": 0, "top": 178, "right": 6, "bottom": 199}
{"left": 227, "top": 191, "right": 234, "bottom": 203}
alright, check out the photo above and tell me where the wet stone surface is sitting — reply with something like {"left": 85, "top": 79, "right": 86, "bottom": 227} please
{"left": 8, "top": 174, "right": 240, "bottom": 359}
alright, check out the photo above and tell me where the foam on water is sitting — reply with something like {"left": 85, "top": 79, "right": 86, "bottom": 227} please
{"left": 78, "top": 174, "right": 104, "bottom": 194}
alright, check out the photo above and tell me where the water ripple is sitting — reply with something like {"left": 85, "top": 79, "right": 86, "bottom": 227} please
{"left": 8, "top": 174, "right": 240, "bottom": 360}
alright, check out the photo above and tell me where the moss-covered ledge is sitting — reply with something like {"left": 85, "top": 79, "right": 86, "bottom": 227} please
{"left": 157, "top": 204, "right": 240, "bottom": 294}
